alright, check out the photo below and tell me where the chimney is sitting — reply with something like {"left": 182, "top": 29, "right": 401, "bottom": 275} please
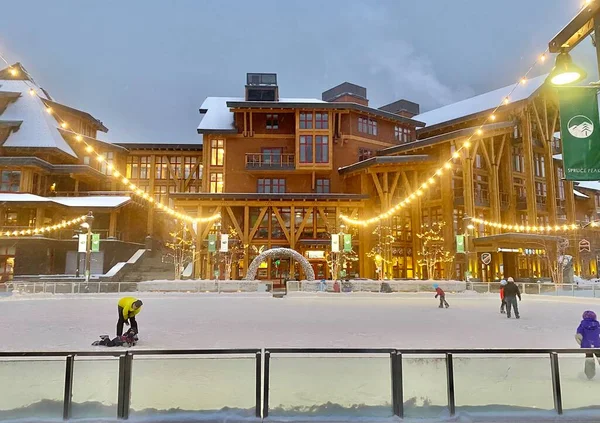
{"left": 322, "top": 82, "right": 368, "bottom": 106}
{"left": 379, "top": 99, "right": 420, "bottom": 118}
{"left": 245, "top": 73, "right": 279, "bottom": 101}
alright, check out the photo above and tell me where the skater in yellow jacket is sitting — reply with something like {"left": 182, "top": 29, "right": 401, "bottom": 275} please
{"left": 117, "top": 297, "right": 143, "bottom": 337}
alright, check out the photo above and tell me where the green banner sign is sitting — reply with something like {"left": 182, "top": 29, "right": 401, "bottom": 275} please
{"left": 91, "top": 234, "right": 100, "bottom": 252}
{"left": 208, "top": 233, "right": 217, "bottom": 252}
{"left": 456, "top": 235, "right": 465, "bottom": 254}
{"left": 559, "top": 87, "right": 600, "bottom": 180}
{"left": 343, "top": 234, "right": 352, "bottom": 252}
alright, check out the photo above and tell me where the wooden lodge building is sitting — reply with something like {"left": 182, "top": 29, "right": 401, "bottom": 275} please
{"left": 2, "top": 64, "right": 600, "bottom": 282}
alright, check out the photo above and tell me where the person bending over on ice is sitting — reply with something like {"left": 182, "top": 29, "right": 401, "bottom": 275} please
{"left": 503, "top": 277, "right": 521, "bottom": 319}
{"left": 117, "top": 297, "right": 143, "bottom": 337}
{"left": 575, "top": 310, "right": 600, "bottom": 379}
{"left": 499, "top": 279, "right": 507, "bottom": 314}
{"left": 433, "top": 284, "right": 449, "bottom": 308}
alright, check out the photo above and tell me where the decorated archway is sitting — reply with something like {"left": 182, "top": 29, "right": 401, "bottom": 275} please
{"left": 245, "top": 247, "right": 315, "bottom": 281}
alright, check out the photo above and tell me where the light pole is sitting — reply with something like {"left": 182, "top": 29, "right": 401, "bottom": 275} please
{"left": 72, "top": 229, "right": 83, "bottom": 277}
{"left": 462, "top": 215, "right": 475, "bottom": 281}
{"left": 80, "top": 211, "right": 94, "bottom": 283}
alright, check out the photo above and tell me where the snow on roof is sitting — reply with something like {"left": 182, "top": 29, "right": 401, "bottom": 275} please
{"left": 198, "top": 97, "right": 326, "bottom": 132}
{"left": 574, "top": 190, "right": 590, "bottom": 199}
{"left": 51, "top": 196, "right": 131, "bottom": 208}
{"left": 0, "top": 79, "right": 78, "bottom": 158}
{"left": 576, "top": 181, "right": 600, "bottom": 191}
{"left": 415, "top": 74, "right": 548, "bottom": 128}
{"left": 0, "top": 193, "right": 51, "bottom": 203}
{"left": 553, "top": 154, "right": 562, "bottom": 160}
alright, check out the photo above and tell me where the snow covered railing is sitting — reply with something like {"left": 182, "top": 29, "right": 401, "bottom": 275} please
{"left": 1, "top": 348, "right": 599, "bottom": 421}
{"left": 467, "top": 282, "right": 600, "bottom": 298}
{"left": 8, "top": 281, "right": 139, "bottom": 294}
{"left": 137, "top": 280, "right": 273, "bottom": 293}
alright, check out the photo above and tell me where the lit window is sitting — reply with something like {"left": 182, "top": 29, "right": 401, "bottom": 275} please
{"left": 209, "top": 172, "right": 223, "bottom": 193}
{"left": 0, "top": 171, "right": 20, "bottom": 192}
{"left": 210, "top": 139, "right": 224, "bottom": 166}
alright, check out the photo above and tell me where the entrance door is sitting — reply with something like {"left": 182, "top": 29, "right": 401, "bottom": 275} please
{"left": 310, "top": 260, "right": 329, "bottom": 280}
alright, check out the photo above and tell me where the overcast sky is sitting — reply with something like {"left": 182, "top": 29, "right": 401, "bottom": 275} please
{"left": 1, "top": 0, "right": 596, "bottom": 143}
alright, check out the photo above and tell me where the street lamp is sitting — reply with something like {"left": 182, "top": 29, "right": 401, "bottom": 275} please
{"left": 548, "top": 51, "right": 587, "bottom": 86}
{"left": 462, "top": 215, "right": 474, "bottom": 281}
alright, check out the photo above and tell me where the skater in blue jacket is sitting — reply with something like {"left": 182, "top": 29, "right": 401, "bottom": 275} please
{"left": 575, "top": 310, "right": 600, "bottom": 379}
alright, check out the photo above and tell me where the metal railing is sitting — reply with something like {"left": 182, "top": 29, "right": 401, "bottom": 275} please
{"left": 1, "top": 348, "right": 599, "bottom": 420}
{"left": 245, "top": 153, "right": 295, "bottom": 170}
{"left": 467, "top": 281, "right": 599, "bottom": 297}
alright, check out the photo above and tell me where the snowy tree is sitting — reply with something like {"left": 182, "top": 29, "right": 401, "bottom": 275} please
{"left": 367, "top": 222, "right": 395, "bottom": 279}
{"left": 216, "top": 227, "right": 245, "bottom": 280}
{"left": 327, "top": 243, "right": 358, "bottom": 280}
{"left": 164, "top": 223, "right": 198, "bottom": 280}
{"left": 416, "top": 221, "right": 453, "bottom": 280}
{"left": 541, "top": 237, "right": 571, "bottom": 284}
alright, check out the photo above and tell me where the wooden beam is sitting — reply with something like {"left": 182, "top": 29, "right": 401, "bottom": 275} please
{"left": 272, "top": 206, "right": 291, "bottom": 243}
{"left": 532, "top": 101, "right": 547, "bottom": 146}
{"left": 497, "top": 134, "right": 507, "bottom": 163}
{"left": 543, "top": 97, "right": 550, "bottom": 142}
{"left": 317, "top": 207, "right": 333, "bottom": 234}
{"left": 479, "top": 138, "right": 492, "bottom": 169}
{"left": 249, "top": 206, "right": 268, "bottom": 241}
{"left": 201, "top": 206, "right": 221, "bottom": 239}
{"left": 371, "top": 173, "right": 385, "bottom": 204}
{"left": 295, "top": 208, "right": 313, "bottom": 244}
{"left": 183, "top": 161, "right": 202, "bottom": 190}
{"left": 389, "top": 172, "right": 401, "bottom": 202}
{"left": 225, "top": 206, "right": 243, "bottom": 238}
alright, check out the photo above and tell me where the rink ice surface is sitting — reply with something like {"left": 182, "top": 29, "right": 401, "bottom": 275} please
{"left": 2, "top": 292, "right": 600, "bottom": 422}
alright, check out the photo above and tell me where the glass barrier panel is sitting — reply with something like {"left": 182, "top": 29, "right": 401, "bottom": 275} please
{"left": 454, "top": 354, "right": 554, "bottom": 416}
{"left": 0, "top": 358, "right": 64, "bottom": 420}
{"left": 402, "top": 355, "right": 447, "bottom": 418}
{"left": 130, "top": 355, "right": 256, "bottom": 418}
{"left": 269, "top": 354, "right": 392, "bottom": 418}
{"left": 559, "top": 353, "right": 600, "bottom": 413}
{"left": 539, "top": 284, "right": 556, "bottom": 295}
{"left": 71, "top": 357, "right": 119, "bottom": 419}
{"left": 523, "top": 283, "right": 542, "bottom": 295}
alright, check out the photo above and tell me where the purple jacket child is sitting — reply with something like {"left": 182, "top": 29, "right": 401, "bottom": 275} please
{"left": 576, "top": 311, "right": 600, "bottom": 348}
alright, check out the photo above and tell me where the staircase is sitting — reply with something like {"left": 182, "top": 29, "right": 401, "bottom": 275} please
{"left": 121, "top": 248, "right": 175, "bottom": 282}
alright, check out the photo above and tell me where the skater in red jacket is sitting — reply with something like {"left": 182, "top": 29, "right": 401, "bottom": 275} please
{"left": 500, "top": 280, "right": 507, "bottom": 314}
{"left": 433, "top": 284, "right": 449, "bottom": 308}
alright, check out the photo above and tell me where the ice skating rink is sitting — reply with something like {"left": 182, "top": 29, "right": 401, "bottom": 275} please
{"left": 2, "top": 292, "right": 600, "bottom": 422}
{"left": 0, "top": 292, "right": 598, "bottom": 351}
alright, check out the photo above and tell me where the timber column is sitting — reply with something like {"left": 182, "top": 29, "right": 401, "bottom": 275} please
{"left": 522, "top": 109, "right": 538, "bottom": 223}
{"left": 440, "top": 144, "right": 455, "bottom": 278}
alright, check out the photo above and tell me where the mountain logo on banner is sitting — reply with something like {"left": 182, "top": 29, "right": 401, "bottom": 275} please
{"left": 568, "top": 115, "right": 594, "bottom": 138}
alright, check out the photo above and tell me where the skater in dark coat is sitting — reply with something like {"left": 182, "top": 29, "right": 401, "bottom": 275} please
{"left": 575, "top": 310, "right": 600, "bottom": 379}
{"left": 499, "top": 279, "right": 507, "bottom": 314}
{"left": 433, "top": 284, "right": 449, "bottom": 308}
{"left": 503, "top": 277, "right": 521, "bottom": 319}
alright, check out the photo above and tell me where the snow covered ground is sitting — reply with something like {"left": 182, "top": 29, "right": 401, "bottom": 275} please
{"left": 1, "top": 292, "right": 600, "bottom": 422}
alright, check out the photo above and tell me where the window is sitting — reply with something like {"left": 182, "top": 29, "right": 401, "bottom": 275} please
{"left": 316, "top": 178, "right": 330, "bottom": 193}
{"left": 315, "top": 112, "right": 328, "bottom": 129}
{"left": 155, "top": 156, "right": 169, "bottom": 180}
{"left": 315, "top": 135, "right": 329, "bottom": 163}
{"left": 395, "top": 126, "right": 412, "bottom": 143}
{"left": 100, "top": 152, "right": 114, "bottom": 175}
{"left": 512, "top": 147, "right": 524, "bottom": 173}
{"left": 210, "top": 139, "right": 224, "bottom": 166}
{"left": 184, "top": 157, "right": 198, "bottom": 179}
{"left": 266, "top": 114, "right": 279, "bottom": 130}
{"left": 171, "top": 156, "right": 182, "bottom": 179}
{"left": 534, "top": 153, "right": 546, "bottom": 177}
{"left": 257, "top": 178, "right": 285, "bottom": 193}
{"left": 262, "top": 148, "right": 282, "bottom": 165}
{"left": 209, "top": 172, "right": 223, "bottom": 193}
{"left": 299, "top": 112, "right": 313, "bottom": 129}
{"left": 154, "top": 185, "right": 168, "bottom": 202}
{"left": 358, "top": 117, "right": 377, "bottom": 135}
{"left": 299, "top": 135, "right": 313, "bottom": 163}
{"left": 358, "top": 147, "right": 373, "bottom": 162}
{"left": 139, "top": 156, "right": 150, "bottom": 179}
{"left": 0, "top": 171, "right": 20, "bottom": 192}
{"left": 596, "top": 193, "right": 600, "bottom": 209}
{"left": 83, "top": 156, "right": 91, "bottom": 166}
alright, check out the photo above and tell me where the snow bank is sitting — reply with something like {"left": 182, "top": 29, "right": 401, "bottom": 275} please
{"left": 289, "top": 279, "right": 466, "bottom": 293}
{"left": 137, "top": 280, "right": 272, "bottom": 293}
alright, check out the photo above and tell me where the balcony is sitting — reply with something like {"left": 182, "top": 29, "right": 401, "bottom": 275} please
{"left": 536, "top": 195, "right": 547, "bottom": 211}
{"left": 245, "top": 153, "right": 295, "bottom": 170}
{"left": 474, "top": 189, "right": 490, "bottom": 207}
{"left": 516, "top": 195, "right": 528, "bottom": 210}
{"left": 500, "top": 192, "right": 510, "bottom": 211}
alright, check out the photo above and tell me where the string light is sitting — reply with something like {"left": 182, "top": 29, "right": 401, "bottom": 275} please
{"left": 0, "top": 54, "right": 221, "bottom": 225}
{"left": 341, "top": 42, "right": 552, "bottom": 227}
{"left": 9, "top": 67, "right": 17, "bottom": 76}
{"left": 471, "top": 217, "right": 580, "bottom": 233}
{"left": 0, "top": 215, "right": 86, "bottom": 237}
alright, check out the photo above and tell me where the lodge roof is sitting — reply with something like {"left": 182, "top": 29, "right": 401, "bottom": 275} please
{"left": 378, "top": 121, "right": 515, "bottom": 156}
{"left": 0, "top": 193, "right": 131, "bottom": 209}
{"left": 338, "top": 155, "right": 433, "bottom": 175}
{"left": 197, "top": 96, "right": 425, "bottom": 134}
{"left": 0, "top": 156, "right": 108, "bottom": 180}
{"left": 415, "top": 74, "right": 548, "bottom": 132}
{"left": 43, "top": 99, "right": 108, "bottom": 132}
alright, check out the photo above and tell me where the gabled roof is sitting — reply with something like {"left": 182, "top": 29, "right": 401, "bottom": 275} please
{"left": 197, "top": 97, "right": 242, "bottom": 134}
{"left": 575, "top": 181, "right": 600, "bottom": 191}
{"left": 43, "top": 99, "right": 108, "bottom": 132}
{"left": 338, "top": 155, "right": 433, "bottom": 175}
{"left": 415, "top": 74, "right": 548, "bottom": 130}
{"left": 0, "top": 78, "right": 78, "bottom": 158}
{"left": 0, "top": 193, "right": 131, "bottom": 209}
